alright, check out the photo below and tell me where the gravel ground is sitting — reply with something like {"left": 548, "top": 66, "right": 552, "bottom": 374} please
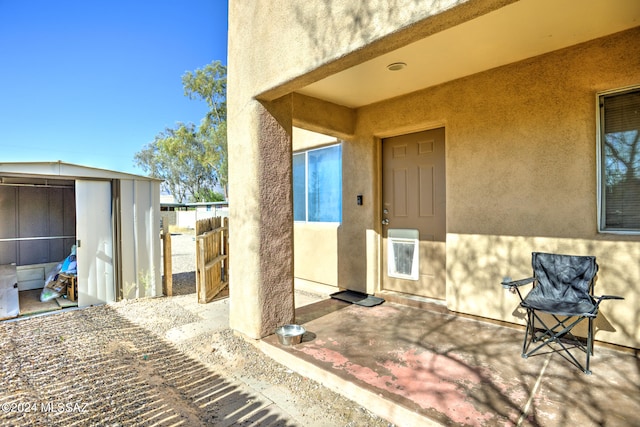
{"left": 0, "top": 232, "right": 391, "bottom": 426}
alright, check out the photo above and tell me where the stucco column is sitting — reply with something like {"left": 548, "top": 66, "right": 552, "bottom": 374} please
{"left": 228, "top": 96, "right": 295, "bottom": 339}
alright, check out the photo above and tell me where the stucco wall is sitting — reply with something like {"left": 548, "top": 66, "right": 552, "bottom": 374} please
{"left": 292, "top": 128, "right": 338, "bottom": 288}
{"left": 354, "top": 28, "right": 640, "bottom": 348}
{"left": 229, "top": 0, "right": 498, "bottom": 103}
{"left": 292, "top": 128, "right": 376, "bottom": 292}
{"left": 228, "top": 0, "right": 640, "bottom": 345}
{"left": 228, "top": 98, "right": 296, "bottom": 339}
{"left": 227, "top": 0, "right": 519, "bottom": 339}
{"left": 293, "top": 223, "right": 339, "bottom": 287}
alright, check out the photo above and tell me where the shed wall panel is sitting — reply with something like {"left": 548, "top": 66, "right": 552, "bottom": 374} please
{"left": 0, "top": 187, "right": 16, "bottom": 239}
{"left": 0, "top": 243, "right": 16, "bottom": 266}
{"left": 135, "top": 180, "right": 160, "bottom": 297}
{"left": 118, "top": 179, "right": 161, "bottom": 299}
{"left": 48, "top": 188, "right": 64, "bottom": 235}
{"left": 63, "top": 188, "right": 76, "bottom": 235}
{"left": 0, "top": 187, "right": 17, "bottom": 264}
{"left": 119, "top": 180, "right": 136, "bottom": 299}
{"left": 0, "top": 186, "right": 76, "bottom": 266}
{"left": 18, "top": 187, "right": 47, "bottom": 238}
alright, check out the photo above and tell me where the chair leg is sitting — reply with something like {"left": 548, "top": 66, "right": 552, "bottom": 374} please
{"left": 522, "top": 311, "right": 592, "bottom": 374}
{"left": 585, "top": 317, "right": 593, "bottom": 375}
{"left": 589, "top": 317, "right": 594, "bottom": 356}
{"left": 522, "top": 309, "right": 534, "bottom": 358}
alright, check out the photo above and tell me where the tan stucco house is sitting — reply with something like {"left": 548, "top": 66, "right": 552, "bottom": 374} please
{"left": 227, "top": 0, "right": 640, "bottom": 351}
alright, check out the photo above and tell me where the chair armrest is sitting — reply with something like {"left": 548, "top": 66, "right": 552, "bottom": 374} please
{"left": 593, "top": 294, "right": 624, "bottom": 309}
{"left": 595, "top": 295, "right": 624, "bottom": 301}
{"left": 501, "top": 277, "right": 535, "bottom": 289}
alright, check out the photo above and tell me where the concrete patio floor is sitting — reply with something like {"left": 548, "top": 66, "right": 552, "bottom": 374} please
{"left": 261, "top": 296, "right": 640, "bottom": 427}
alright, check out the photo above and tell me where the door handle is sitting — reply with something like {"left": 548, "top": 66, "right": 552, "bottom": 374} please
{"left": 382, "top": 218, "right": 390, "bottom": 225}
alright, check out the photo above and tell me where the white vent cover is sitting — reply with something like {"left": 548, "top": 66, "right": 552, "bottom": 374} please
{"left": 387, "top": 229, "right": 419, "bottom": 280}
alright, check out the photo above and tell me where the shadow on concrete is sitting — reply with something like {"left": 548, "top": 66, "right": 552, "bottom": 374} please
{"left": 265, "top": 299, "right": 640, "bottom": 426}
{"left": 0, "top": 306, "right": 295, "bottom": 426}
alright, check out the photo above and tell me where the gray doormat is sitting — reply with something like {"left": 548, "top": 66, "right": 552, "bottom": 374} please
{"left": 330, "top": 290, "right": 385, "bottom": 307}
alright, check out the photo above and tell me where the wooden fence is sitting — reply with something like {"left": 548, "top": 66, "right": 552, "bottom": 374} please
{"left": 162, "top": 231, "right": 172, "bottom": 296}
{"left": 195, "top": 216, "right": 229, "bottom": 303}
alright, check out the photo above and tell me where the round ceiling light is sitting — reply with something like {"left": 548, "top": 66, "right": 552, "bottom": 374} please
{"left": 387, "top": 62, "right": 407, "bottom": 71}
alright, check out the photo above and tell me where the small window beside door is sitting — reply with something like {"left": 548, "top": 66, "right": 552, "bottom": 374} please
{"left": 293, "top": 144, "right": 342, "bottom": 223}
{"left": 598, "top": 86, "right": 640, "bottom": 233}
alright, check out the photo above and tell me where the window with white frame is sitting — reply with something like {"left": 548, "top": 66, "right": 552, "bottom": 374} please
{"left": 293, "top": 144, "right": 342, "bottom": 223}
{"left": 598, "top": 86, "right": 640, "bottom": 232}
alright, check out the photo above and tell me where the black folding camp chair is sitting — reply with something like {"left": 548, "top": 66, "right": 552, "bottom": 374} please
{"left": 502, "top": 252, "right": 623, "bottom": 374}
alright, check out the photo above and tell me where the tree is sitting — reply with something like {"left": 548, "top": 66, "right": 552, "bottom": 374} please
{"left": 182, "top": 60, "right": 226, "bottom": 126}
{"left": 183, "top": 61, "right": 228, "bottom": 198}
{"left": 134, "top": 61, "right": 228, "bottom": 201}
{"left": 135, "top": 123, "right": 219, "bottom": 203}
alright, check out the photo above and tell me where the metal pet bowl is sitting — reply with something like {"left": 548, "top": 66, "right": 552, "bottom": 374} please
{"left": 275, "top": 324, "right": 306, "bottom": 346}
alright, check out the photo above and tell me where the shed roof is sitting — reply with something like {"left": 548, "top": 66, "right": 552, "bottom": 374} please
{"left": 0, "top": 161, "right": 161, "bottom": 182}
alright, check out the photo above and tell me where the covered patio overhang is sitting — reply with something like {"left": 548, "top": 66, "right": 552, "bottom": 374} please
{"left": 259, "top": 0, "right": 639, "bottom": 125}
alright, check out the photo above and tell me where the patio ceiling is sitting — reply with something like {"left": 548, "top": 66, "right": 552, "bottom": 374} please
{"left": 295, "top": 0, "right": 640, "bottom": 109}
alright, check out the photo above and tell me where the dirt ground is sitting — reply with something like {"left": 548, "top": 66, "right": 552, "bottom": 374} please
{"left": 0, "top": 233, "right": 391, "bottom": 426}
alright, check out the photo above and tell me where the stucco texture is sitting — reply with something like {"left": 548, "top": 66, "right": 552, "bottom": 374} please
{"left": 230, "top": 0, "right": 511, "bottom": 103}
{"left": 227, "top": 0, "right": 519, "bottom": 339}
{"left": 228, "top": 0, "right": 640, "bottom": 348}
{"left": 291, "top": 128, "right": 374, "bottom": 292}
{"left": 287, "top": 28, "right": 640, "bottom": 348}
{"left": 353, "top": 27, "right": 640, "bottom": 348}
{"left": 228, "top": 99, "right": 295, "bottom": 339}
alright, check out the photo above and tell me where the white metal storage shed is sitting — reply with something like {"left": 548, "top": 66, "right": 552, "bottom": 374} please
{"left": 0, "top": 161, "right": 161, "bottom": 316}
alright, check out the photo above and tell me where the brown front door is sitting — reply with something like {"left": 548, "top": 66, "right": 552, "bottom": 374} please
{"left": 381, "top": 128, "right": 446, "bottom": 299}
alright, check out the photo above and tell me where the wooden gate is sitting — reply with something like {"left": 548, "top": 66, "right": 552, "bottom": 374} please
{"left": 195, "top": 217, "right": 229, "bottom": 303}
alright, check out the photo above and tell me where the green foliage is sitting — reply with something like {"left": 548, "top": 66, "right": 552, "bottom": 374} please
{"left": 195, "top": 188, "right": 225, "bottom": 202}
{"left": 182, "top": 60, "right": 227, "bottom": 124}
{"left": 203, "top": 120, "right": 227, "bottom": 196}
{"left": 135, "top": 61, "right": 228, "bottom": 202}
{"left": 135, "top": 123, "right": 218, "bottom": 203}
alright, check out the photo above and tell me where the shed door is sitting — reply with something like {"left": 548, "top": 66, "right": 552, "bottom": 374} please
{"left": 76, "top": 180, "right": 114, "bottom": 307}
{"left": 382, "top": 128, "right": 446, "bottom": 299}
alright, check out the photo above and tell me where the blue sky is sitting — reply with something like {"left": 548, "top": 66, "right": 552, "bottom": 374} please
{"left": 0, "top": 0, "right": 228, "bottom": 175}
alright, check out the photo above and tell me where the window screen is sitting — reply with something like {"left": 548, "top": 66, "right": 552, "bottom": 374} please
{"left": 600, "top": 88, "right": 640, "bottom": 231}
